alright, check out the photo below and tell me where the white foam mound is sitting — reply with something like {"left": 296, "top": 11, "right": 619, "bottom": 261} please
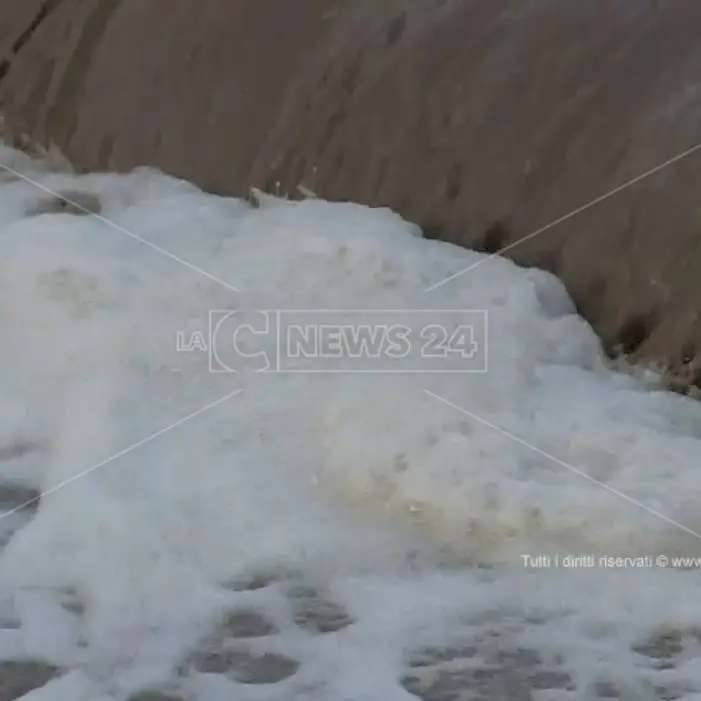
{"left": 319, "top": 373, "right": 701, "bottom": 561}
{"left": 209, "top": 194, "right": 701, "bottom": 562}
{"left": 1, "top": 145, "right": 701, "bottom": 700}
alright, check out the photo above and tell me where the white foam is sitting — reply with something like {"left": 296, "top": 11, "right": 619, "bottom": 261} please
{"left": 0, "top": 144, "right": 700, "bottom": 700}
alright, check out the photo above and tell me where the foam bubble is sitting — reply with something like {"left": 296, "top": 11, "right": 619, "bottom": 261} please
{"left": 0, "top": 144, "right": 701, "bottom": 700}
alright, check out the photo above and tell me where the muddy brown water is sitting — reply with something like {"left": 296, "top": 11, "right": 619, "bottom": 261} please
{"left": 3, "top": 1, "right": 701, "bottom": 388}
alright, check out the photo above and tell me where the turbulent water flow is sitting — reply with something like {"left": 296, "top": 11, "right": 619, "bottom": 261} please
{"left": 1, "top": 143, "right": 701, "bottom": 700}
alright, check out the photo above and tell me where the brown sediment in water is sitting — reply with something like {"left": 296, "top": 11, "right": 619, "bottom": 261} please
{"left": 1, "top": 1, "right": 701, "bottom": 392}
